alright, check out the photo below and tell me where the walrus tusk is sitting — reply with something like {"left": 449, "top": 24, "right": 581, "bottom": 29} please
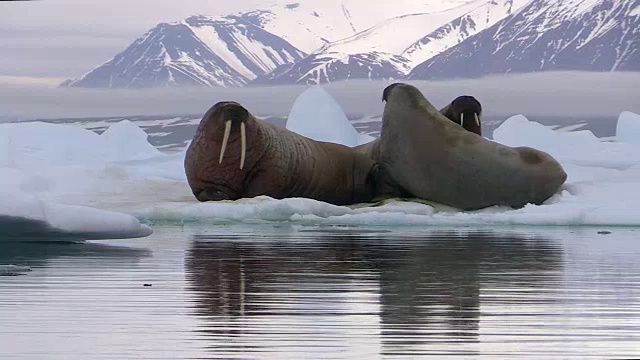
{"left": 474, "top": 112, "right": 480, "bottom": 127}
{"left": 219, "top": 120, "right": 231, "bottom": 164}
{"left": 460, "top": 112, "right": 464, "bottom": 126}
{"left": 240, "top": 122, "right": 246, "bottom": 170}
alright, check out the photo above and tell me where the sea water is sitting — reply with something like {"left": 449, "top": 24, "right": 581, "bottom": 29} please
{"left": 1, "top": 225, "right": 639, "bottom": 359}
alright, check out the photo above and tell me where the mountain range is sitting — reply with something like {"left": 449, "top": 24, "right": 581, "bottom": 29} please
{"left": 62, "top": 0, "right": 640, "bottom": 88}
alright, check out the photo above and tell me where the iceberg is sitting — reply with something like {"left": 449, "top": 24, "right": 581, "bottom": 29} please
{"left": 286, "top": 85, "right": 374, "bottom": 146}
{"left": 616, "top": 111, "right": 640, "bottom": 145}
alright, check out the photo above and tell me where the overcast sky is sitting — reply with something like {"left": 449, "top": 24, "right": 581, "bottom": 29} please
{"left": 0, "top": 0, "right": 272, "bottom": 80}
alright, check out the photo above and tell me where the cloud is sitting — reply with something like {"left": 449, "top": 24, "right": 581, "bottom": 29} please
{"left": 0, "top": 72, "right": 638, "bottom": 121}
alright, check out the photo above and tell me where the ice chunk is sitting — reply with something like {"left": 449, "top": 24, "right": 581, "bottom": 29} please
{"left": 493, "top": 114, "right": 640, "bottom": 170}
{"left": 0, "top": 193, "right": 152, "bottom": 241}
{"left": 286, "top": 85, "right": 374, "bottom": 147}
{"left": 100, "top": 120, "right": 162, "bottom": 161}
{"left": 0, "top": 120, "right": 162, "bottom": 167}
{"left": 616, "top": 111, "right": 640, "bottom": 145}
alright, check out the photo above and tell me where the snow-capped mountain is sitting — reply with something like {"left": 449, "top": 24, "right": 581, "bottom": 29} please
{"left": 256, "top": 0, "right": 526, "bottom": 84}
{"left": 410, "top": 0, "right": 640, "bottom": 79}
{"left": 62, "top": 15, "right": 306, "bottom": 88}
{"left": 252, "top": 52, "right": 411, "bottom": 85}
{"left": 62, "top": 0, "right": 639, "bottom": 88}
{"left": 247, "top": 0, "right": 474, "bottom": 52}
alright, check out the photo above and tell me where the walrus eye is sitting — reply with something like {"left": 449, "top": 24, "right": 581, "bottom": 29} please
{"left": 460, "top": 112, "right": 464, "bottom": 126}
{"left": 218, "top": 120, "right": 232, "bottom": 164}
{"left": 474, "top": 112, "right": 480, "bottom": 127}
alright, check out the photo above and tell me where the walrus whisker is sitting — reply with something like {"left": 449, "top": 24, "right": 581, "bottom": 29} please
{"left": 219, "top": 120, "right": 232, "bottom": 164}
{"left": 240, "top": 121, "right": 246, "bottom": 170}
{"left": 474, "top": 112, "right": 480, "bottom": 127}
{"left": 460, "top": 112, "right": 464, "bottom": 126}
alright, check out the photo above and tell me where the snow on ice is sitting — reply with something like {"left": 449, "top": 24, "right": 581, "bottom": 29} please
{"left": 2, "top": 86, "right": 640, "bottom": 236}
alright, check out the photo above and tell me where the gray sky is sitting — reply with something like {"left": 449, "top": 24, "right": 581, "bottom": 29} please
{"left": 0, "top": 0, "right": 269, "bottom": 80}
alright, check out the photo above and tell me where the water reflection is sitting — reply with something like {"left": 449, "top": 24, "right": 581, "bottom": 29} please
{"left": 186, "top": 230, "right": 563, "bottom": 357}
{"left": 0, "top": 240, "right": 151, "bottom": 270}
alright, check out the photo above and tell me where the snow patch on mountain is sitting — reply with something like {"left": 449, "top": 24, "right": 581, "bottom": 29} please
{"left": 253, "top": 51, "right": 410, "bottom": 84}
{"left": 402, "top": 0, "right": 530, "bottom": 66}
{"left": 410, "top": 0, "right": 640, "bottom": 79}
{"left": 249, "top": 0, "right": 475, "bottom": 52}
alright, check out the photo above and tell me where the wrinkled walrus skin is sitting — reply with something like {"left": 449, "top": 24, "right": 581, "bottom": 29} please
{"left": 184, "top": 101, "right": 380, "bottom": 205}
{"left": 365, "top": 83, "right": 568, "bottom": 210}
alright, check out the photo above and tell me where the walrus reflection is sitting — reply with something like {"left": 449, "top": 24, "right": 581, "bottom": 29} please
{"left": 185, "top": 232, "right": 562, "bottom": 355}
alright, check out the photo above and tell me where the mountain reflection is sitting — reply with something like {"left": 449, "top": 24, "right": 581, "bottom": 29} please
{"left": 185, "top": 230, "right": 563, "bottom": 357}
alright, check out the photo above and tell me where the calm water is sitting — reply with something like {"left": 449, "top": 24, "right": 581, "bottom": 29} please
{"left": 1, "top": 225, "right": 639, "bottom": 359}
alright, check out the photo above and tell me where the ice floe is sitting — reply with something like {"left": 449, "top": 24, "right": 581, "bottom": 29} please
{"left": 2, "top": 88, "right": 640, "bottom": 232}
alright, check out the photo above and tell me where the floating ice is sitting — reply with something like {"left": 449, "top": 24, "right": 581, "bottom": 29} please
{"left": 3, "top": 113, "right": 640, "bottom": 230}
{"left": 0, "top": 120, "right": 158, "bottom": 241}
{"left": 616, "top": 111, "right": 640, "bottom": 145}
{"left": 0, "top": 193, "right": 152, "bottom": 241}
{"left": 286, "top": 85, "right": 374, "bottom": 146}
{"left": 493, "top": 114, "right": 640, "bottom": 171}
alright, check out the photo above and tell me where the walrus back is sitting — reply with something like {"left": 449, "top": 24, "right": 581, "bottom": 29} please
{"left": 434, "top": 132, "right": 568, "bottom": 210}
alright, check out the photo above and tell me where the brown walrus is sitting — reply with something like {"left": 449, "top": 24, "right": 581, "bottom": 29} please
{"left": 439, "top": 95, "right": 483, "bottom": 136}
{"left": 354, "top": 93, "right": 484, "bottom": 198}
{"left": 372, "top": 83, "right": 567, "bottom": 210}
{"left": 184, "top": 101, "right": 380, "bottom": 205}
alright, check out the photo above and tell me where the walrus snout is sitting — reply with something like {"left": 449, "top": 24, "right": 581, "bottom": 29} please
{"left": 211, "top": 101, "right": 249, "bottom": 123}
{"left": 209, "top": 101, "right": 249, "bottom": 170}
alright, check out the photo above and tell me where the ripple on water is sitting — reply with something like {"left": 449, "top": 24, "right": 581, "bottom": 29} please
{"left": 0, "top": 226, "right": 639, "bottom": 359}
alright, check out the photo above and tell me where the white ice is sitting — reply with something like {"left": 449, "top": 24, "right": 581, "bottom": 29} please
{"left": 2, "top": 95, "right": 640, "bottom": 232}
{"left": 616, "top": 111, "right": 640, "bottom": 145}
{"left": 286, "top": 85, "right": 374, "bottom": 146}
{"left": 0, "top": 121, "right": 156, "bottom": 241}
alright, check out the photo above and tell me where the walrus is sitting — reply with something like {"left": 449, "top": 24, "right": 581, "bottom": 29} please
{"left": 354, "top": 93, "right": 484, "bottom": 198}
{"left": 373, "top": 83, "right": 567, "bottom": 210}
{"left": 184, "top": 101, "right": 379, "bottom": 205}
{"left": 439, "top": 95, "right": 482, "bottom": 136}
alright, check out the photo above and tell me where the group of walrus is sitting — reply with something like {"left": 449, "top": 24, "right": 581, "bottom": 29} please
{"left": 184, "top": 83, "right": 567, "bottom": 211}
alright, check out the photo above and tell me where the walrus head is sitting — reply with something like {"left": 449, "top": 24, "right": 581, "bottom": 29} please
{"left": 200, "top": 101, "right": 251, "bottom": 170}
{"left": 447, "top": 95, "right": 482, "bottom": 136}
{"left": 382, "top": 83, "right": 432, "bottom": 109}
